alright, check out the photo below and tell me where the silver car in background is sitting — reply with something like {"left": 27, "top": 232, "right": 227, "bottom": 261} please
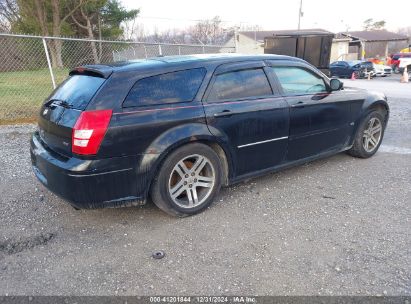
{"left": 373, "top": 63, "right": 392, "bottom": 77}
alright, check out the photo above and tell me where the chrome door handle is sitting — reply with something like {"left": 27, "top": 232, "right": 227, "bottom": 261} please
{"left": 291, "top": 101, "right": 305, "bottom": 108}
{"left": 214, "top": 110, "right": 233, "bottom": 118}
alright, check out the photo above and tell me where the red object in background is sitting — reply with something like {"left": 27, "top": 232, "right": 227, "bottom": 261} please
{"left": 390, "top": 53, "right": 411, "bottom": 70}
{"left": 351, "top": 72, "right": 356, "bottom": 80}
{"left": 368, "top": 58, "right": 383, "bottom": 64}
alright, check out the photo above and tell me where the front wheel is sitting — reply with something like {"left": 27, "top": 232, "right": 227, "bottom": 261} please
{"left": 347, "top": 110, "right": 386, "bottom": 158}
{"left": 150, "top": 143, "right": 222, "bottom": 217}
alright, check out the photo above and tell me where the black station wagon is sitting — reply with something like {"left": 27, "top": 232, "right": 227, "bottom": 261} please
{"left": 30, "top": 54, "right": 389, "bottom": 216}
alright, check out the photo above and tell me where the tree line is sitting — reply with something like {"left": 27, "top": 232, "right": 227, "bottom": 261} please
{"left": 0, "top": 0, "right": 139, "bottom": 67}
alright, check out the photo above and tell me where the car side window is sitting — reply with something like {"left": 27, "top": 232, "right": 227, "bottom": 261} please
{"left": 271, "top": 66, "right": 327, "bottom": 94}
{"left": 123, "top": 68, "right": 206, "bottom": 107}
{"left": 207, "top": 68, "right": 273, "bottom": 102}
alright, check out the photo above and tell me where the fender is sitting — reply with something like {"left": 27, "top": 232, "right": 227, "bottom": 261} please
{"left": 138, "top": 123, "right": 235, "bottom": 197}
{"left": 349, "top": 90, "right": 389, "bottom": 147}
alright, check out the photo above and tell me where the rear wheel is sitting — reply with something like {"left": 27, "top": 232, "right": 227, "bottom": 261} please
{"left": 150, "top": 143, "right": 222, "bottom": 217}
{"left": 347, "top": 110, "right": 386, "bottom": 158}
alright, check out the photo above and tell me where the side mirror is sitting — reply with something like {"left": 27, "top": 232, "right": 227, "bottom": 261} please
{"left": 330, "top": 78, "right": 343, "bottom": 91}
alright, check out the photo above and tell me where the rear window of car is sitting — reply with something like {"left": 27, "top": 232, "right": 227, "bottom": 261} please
{"left": 123, "top": 68, "right": 206, "bottom": 107}
{"left": 49, "top": 75, "right": 105, "bottom": 110}
{"left": 207, "top": 68, "right": 273, "bottom": 101}
{"left": 332, "top": 61, "right": 347, "bottom": 67}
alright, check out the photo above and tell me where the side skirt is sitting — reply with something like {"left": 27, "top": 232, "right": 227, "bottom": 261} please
{"left": 229, "top": 146, "right": 350, "bottom": 186}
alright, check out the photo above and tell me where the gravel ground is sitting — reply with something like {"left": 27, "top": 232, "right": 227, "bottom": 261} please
{"left": 0, "top": 77, "right": 410, "bottom": 296}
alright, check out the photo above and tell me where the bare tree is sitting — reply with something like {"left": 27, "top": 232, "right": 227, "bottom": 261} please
{"left": 70, "top": 4, "right": 100, "bottom": 63}
{"left": 0, "top": 0, "right": 20, "bottom": 31}
{"left": 363, "top": 18, "right": 386, "bottom": 31}
{"left": 189, "top": 16, "right": 224, "bottom": 44}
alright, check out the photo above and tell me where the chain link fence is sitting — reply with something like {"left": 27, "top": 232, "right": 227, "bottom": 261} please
{"left": 0, "top": 33, "right": 235, "bottom": 124}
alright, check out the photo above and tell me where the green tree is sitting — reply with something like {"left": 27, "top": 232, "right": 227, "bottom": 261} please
{"left": 1, "top": 0, "right": 138, "bottom": 66}
{"left": 14, "top": 0, "right": 86, "bottom": 67}
{"left": 69, "top": 0, "right": 139, "bottom": 63}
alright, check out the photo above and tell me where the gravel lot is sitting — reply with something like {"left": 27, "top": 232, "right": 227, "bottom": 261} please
{"left": 0, "top": 76, "right": 410, "bottom": 296}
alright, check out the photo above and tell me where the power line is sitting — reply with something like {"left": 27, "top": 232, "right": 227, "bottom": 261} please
{"left": 137, "top": 16, "right": 256, "bottom": 25}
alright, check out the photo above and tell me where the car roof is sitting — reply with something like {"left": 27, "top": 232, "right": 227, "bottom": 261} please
{"left": 348, "top": 60, "right": 371, "bottom": 66}
{"left": 77, "top": 53, "right": 303, "bottom": 76}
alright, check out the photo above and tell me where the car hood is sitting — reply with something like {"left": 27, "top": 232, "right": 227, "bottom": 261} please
{"left": 344, "top": 86, "right": 387, "bottom": 101}
{"left": 374, "top": 64, "right": 391, "bottom": 70}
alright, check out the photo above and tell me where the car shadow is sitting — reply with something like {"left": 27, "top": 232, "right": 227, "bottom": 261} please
{"left": 57, "top": 152, "right": 355, "bottom": 225}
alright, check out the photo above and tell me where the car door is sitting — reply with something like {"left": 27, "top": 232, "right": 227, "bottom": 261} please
{"left": 330, "top": 62, "right": 339, "bottom": 77}
{"left": 203, "top": 61, "right": 289, "bottom": 177}
{"left": 267, "top": 61, "right": 352, "bottom": 161}
{"left": 341, "top": 61, "right": 351, "bottom": 77}
{"left": 334, "top": 61, "right": 345, "bottom": 77}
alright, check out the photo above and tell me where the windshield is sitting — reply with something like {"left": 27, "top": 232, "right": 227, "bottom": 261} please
{"left": 48, "top": 75, "right": 105, "bottom": 110}
{"left": 348, "top": 61, "right": 360, "bottom": 67}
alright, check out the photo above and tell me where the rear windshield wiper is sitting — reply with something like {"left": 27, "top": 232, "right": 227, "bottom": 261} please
{"left": 46, "top": 99, "right": 73, "bottom": 109}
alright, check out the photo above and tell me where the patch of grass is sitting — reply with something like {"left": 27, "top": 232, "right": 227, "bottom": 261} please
{"left": 0, "top": 68, "right": 69, "bottom": 124}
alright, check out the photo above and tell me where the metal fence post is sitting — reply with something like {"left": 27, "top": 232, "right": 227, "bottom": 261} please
{"left": 42, "top": 38, "right": 56, "bottom": 89}
{"left": 0, "top": 33, "right": 235, "bottom": 124}
{"left": 143, "top": 45, "right": 148, "bottom": 58}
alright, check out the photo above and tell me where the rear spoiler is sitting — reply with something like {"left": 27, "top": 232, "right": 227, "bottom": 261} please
{"left": 69, "top": 65, "right": 113, "bottom": 79}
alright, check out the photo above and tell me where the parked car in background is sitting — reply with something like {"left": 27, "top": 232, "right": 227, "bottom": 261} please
{"left": 398, "top": 57, "right": 411, "bottom": 79}
{"left": 330, "top": 60, "right": 375, "bottom": 78}
{"left": 351, "top": 60, "right": 376, "bottom": 77}
{"left": 373, "top": 63, "right": 392, "bottom": 77}
{"left": 30, "top": 54, "right": 389, "bottom": 216}
{"left": 390, "top": 53, "right": 411, "bottom": 73}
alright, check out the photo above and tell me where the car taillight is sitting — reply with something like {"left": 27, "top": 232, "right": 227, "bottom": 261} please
{"left": 72, "top": 109, "right": 112, "bottom": 155}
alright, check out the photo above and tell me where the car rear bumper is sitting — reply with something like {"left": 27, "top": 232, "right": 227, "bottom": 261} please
{"left": 30, "top": 132, "right": 147, "bottom": 209}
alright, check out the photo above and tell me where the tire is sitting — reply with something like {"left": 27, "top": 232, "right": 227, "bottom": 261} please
{"left": 347, "top": 110, "right": 386, "bottom": 158}
{"left": 150, "top": 143, "right": 223, "bottom": 217}
{"left": 354, "top": 71, "right": 360, "bottom": 79}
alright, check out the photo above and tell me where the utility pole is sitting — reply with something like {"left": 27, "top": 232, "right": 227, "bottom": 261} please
{"left": 298, "top": 0, "right": 303, "bottom": 30}
{"left": 234, "top": 27, "right": 239, "bottom": 53}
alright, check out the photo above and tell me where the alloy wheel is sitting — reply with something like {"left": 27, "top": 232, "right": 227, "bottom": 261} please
{"left": 362, "top": 117, "right": 382, "bottom": 153}
{"left": 168, "top": 154, "right": 215, "bottom": 208}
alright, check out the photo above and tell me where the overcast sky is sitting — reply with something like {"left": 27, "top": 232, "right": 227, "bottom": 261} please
{"left": 122, "top": 0, "right": 411, "bottom": 33}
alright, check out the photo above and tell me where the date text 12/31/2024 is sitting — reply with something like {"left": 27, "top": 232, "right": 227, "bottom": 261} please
{"left": 149, "top": 296, "right": 257, "bottom": 303}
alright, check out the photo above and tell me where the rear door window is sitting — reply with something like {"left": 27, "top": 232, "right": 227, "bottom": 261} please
{"left": 123, "top": 68, "right": 206, "bottom": 107}
{"left": 207, "top": 68, "right": 272, "bottom": 101}
{"left": 49, "top": 75, "right": 105, "bottom": 110}
{"left": 271, "top": 66, "right": 327, "bottom": 94}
